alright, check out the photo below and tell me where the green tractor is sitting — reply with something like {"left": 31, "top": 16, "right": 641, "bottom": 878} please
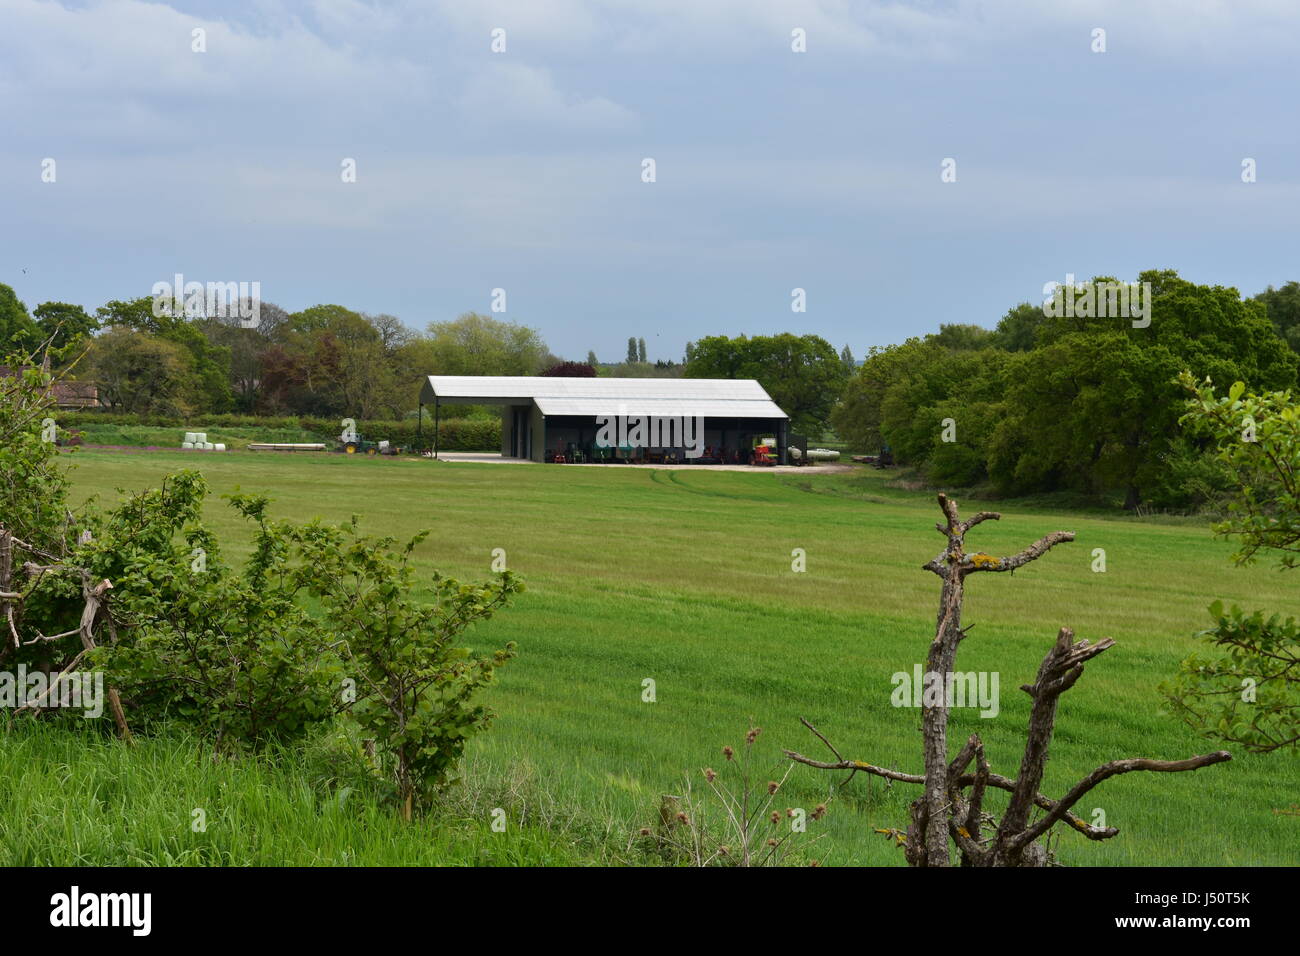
{"left": 337, "top": 426, "right": 398, "bottom": 456}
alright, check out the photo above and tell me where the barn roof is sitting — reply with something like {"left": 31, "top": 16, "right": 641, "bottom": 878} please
{"left": 420, "top": 376, "right": 788, "bottom": 419}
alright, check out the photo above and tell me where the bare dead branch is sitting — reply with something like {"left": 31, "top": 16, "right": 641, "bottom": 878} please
{"left": 1010, "top": 750, "right": 1232, "bottom": 853}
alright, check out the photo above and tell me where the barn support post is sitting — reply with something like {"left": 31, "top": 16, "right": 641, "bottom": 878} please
{"left": 417, "top": 402, "right": 423, "bottom": 452}
{"left": 434, "top": 398, "right": 440, "bottom": 460}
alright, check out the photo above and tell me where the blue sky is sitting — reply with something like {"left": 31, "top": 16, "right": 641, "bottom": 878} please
{"left": 2, "top": 0, "right": 1298, "bottom": 362}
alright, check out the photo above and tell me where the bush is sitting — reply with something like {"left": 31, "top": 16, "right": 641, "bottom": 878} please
{"left": 81, "top": 475, "right": 341, "bottom": 745}
{"left": 4, "top": 367, "right": 522, "bottom": 809}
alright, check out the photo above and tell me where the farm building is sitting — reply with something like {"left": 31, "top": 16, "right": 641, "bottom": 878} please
{"left": 419, "top": 375, "right": 790, "bottom": 464}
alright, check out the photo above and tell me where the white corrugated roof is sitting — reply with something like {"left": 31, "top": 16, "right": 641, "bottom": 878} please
{"left": 421, "top": 376, "right": 787, "bottom": 419}
{"left": 533, "top": 397, "right": 787, "bottom": 419}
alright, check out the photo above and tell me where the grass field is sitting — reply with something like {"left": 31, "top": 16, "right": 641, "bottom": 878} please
{"left": 14, "top": 448, "right": 1299, "bottom": 865}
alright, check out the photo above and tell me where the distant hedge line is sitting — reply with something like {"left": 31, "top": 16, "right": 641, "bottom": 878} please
{"left": 56, "top": 412, "right": 502, "bottom": 451}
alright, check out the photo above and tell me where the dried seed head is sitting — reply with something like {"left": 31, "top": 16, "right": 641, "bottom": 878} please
{"left": 812, "top": 803, "right": 827, "bottom": 820}
{"left": 767, "top": 780, "right": 779, "bottom": 795}
{"left": 723, "top": 745, "right": 734, "bottom": 761}
{"left": 746, "top": 726, "right": 762, "bottom": 745}
{"left": 638, "top": 827, "right": 652, "bottom": 837}
{"left": 704, "top": 767, "right": 717, "bottom": 783}
{"left": 770, "top": 811, "right": 781, "bottom": 824}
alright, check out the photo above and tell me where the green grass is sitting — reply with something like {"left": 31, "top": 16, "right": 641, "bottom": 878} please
{"left": 0, "top": 721, "right": 594, "bottom": 866}
{"left": 11, "top": 448, "right": 1299, "bottom": 865}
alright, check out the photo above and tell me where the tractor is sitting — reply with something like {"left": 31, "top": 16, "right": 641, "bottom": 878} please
{"left": 338, "top": 432, "right": 399, "bottom": 456}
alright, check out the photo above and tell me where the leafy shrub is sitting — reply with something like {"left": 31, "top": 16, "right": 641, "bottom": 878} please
{"left": 81, "top": 476, "right": 341, "bottom": 746}
{"left": 5, "top": 366, "right": 522, "bottom": 809}
{"left": 294, "top": 525, "right": 521, "bottom": 814}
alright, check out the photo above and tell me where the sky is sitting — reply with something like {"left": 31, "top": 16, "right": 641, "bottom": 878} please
{"left": 2, "top": 0, "right": 1298, "bottom": 362}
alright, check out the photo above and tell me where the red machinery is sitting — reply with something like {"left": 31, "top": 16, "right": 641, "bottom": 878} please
{"left": 750, "top": 437, "right": 778, "bottom": 466}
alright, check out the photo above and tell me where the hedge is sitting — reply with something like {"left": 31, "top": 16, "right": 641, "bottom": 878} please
{"left": 56, "top": 412, "right": 502, "bottom": 452}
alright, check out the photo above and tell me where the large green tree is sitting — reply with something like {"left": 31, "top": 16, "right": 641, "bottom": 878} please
{"left": 685, "top": 333, "right": 847, "bottom": 435}
{"left": 96, "top": 297, "right": 233, "bottom": 413}
{"left": 1250, "top": 280, "right": 1300, "bottom": 359}
{"left": 84, "top": 326, "right": 200, "bottom": 415}
{"left": 992, "top": 270, "right": 1297, "bottom": 507}
{"left": 425, "top": 312, "right": 548, "bottom": 377}
{"left": 33, "top": 301, "right": 98, "bottom": 365}
{"left": 0, "top": 284, "right": 40, "bottom": 355}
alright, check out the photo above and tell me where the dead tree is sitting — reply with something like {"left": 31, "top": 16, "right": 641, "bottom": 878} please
{"left": 786, "top": 493, "right": 1230, "bottom": 866}
{"left": 1, "top": 352, "right": 132, "bottom": 740}
{"left": 0, "top": 526, "right": 132, "bottom": 741}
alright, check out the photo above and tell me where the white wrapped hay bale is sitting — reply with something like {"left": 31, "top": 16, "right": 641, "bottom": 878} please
{"left": 214, "top": 443, "right": 226, "bottom": 452}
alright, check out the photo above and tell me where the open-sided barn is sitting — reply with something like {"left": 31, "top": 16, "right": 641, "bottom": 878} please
{"left": 419, "top": 375, "right": 790, "bottom": 464}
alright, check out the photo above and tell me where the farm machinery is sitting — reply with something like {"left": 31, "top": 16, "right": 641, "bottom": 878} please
{"left": 750, "top": 436, "right": 779, "bottom": 466}
{"left": 337, "top": 431, "right": 402, "bottom": 456}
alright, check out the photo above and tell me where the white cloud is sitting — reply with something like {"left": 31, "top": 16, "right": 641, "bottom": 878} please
{"left": 455, "top": 61, "right": 636, "bottom": 130}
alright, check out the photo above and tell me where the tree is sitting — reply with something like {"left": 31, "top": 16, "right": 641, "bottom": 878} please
{"left": 84, "top": 327, "right": 199, "bottom": 415}
{"left": 839, "top": 344, "right": 855, "bottom": 374}
{"left": 787, "top": 495, "right": 1229, "bottom": 866}
{"left": 993, "top": 271, "right": 1297, "bottom": 507}
{"left": 586, "top": 350, "right": 599, "bottom": 366}
{"left": 366, "top": 312, "right": 412, "bottom": 353}
{"left": 685, "top": 333, "right": 847, "bottom": 435}
{"left": 638, "top": 337, "right": 647, "bottom": 363}
{"left": 0, "top": 359, "right": 72, "bottom": 554}
{"left": 1250, "top": 281, "right": 1300, "bottom": 360}
{"left": 926, "top": 324, "right": 995, "bottom": 351}
{"left": 205, "top": 301, "right": 289, "bottom": 413}
{"left": 989, "top": 302, "right": 1045, "bottom": 352}
{"left": 832, "top": 271, "right": 1300, "bottom": 505}
{"left": 426, "top": 312, "right": 548, "bottom": 377}
{"left": 97, "top": 297, "right": 233, "bottom": 413}
{"left": 627, "top": 337, "right": 638, "bottom": 364}
{"left": 0, "top": 284, "right": 40, "bottom": 355}
{"left": 32, "top": 302, "right": 98, "bottom": 364}
{"left": 1163, "top": 374, "right": 1300, "bottom": 753}
{"left": 541, "top": 360, "right": 597, "bottom": 377}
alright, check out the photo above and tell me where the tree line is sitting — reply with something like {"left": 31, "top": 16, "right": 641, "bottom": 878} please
{"left": 6, "top": 267, "right": 1300, "bottom": 508}
{"left": 833, "top": 269, "right": 1300, "bottom": 510}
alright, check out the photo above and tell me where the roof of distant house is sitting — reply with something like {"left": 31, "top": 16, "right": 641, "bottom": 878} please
{"left": 0, "top": 366, "right": 102, "bottom": 408}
